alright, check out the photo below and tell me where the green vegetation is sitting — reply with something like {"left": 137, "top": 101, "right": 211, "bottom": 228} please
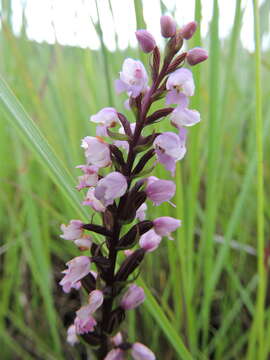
{"left": 0, "top": 0, "right": 270, "bottom": 358}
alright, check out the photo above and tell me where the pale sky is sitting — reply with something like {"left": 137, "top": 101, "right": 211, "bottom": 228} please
{"left": 8, "top": 0, "right": 270, "bottom": 52}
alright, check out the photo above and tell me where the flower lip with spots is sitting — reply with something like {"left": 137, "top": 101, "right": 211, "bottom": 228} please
{"left": 166, "top": 68, "right": 195, "bottom": 105}
{"left": 154, "top": 131, "right": 187, "bottom": 176}
{"left": 115, "top": 58, "right": 148, "bottom": 98}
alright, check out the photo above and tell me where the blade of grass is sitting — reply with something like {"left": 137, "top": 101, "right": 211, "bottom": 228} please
{"left": 200, "top": 0, "right": 220, "bottom": 348}
{"left": 0, "top": 76, "right": 88, "bottom": 220}
{"left": 248, "top": 1, "right": 265, "bottom": 358}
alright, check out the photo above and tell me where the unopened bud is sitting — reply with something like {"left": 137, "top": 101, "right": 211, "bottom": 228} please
{"left": 187, "top": 47, "right": 208, "bottom": 65}
{"left": 180, "top": 21, "right": 197, "bottom": 40}
{"left": 120, "top": 284, "right": 145, "bottom": 310}
{"left": 160, "top": 15, "right": 176, "bottom": 38}
{"left": 136, "top": 30, "right": 156, "bottom": 53}
{"left": 164, "top": 30, "right": 183, "bottom": 60}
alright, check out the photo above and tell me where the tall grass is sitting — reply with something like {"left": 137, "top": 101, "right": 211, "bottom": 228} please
{"left": 0, "top": 0, "right": 270, "bottom": 359}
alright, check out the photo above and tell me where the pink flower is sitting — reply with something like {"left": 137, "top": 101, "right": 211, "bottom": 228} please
{"left": 187, "top": 47, "right": 208, "bottom": 66}
{"left": 136, "top": 30, "right": 156, "bottom": 53}
{"left": 60, "top": 220, "right": 84, "bottom": 241}
{"left": 131, "top": 343, "right": 156, "bottom": 360}
{"left": 74, "top": 236, "right": 92, "bottom": 251}
{"left": 180, "top": 21, "right": 197, "bottom": 40}
{"left": 83, "top": 187, "right": 106, "bottom": 212}
{"left": 95, "top": 172, "right": 128, "bottom": 207}
{"left": 111, "top": 332, "right": 123, "bottom": 346}
{"left": 81, "top": 136, "right": 111, "bottom": 168}
{"left": 59, "top": 256, "right": 91, "bottom": 293}
{"left": 74, "top": 315, "right": 97, "bottom": 335}
{"left": 66, "top": 324, "right": 78, "bottom": 346}
{"left": 120, "top": 284, "right": 145, "bottom": 310}
{"left": 153, "top": 131, "right": 186, "bottom": 176}
{"left": 160, "top": 15, "right": 176, "bottom": 38}
{"left": 76, "top": 290, "right": 104, "bottom": 320}
{"left": 139, "top": 229, "right": 161, "bottom": 252}
{"left": 153, "top": 217, "right": 181, "bottom": 240}
{"left": 136, "top": 203, "right": 147, "bottom": 221}
{"left": 105, "top": 349, "right": 125, "bottom": 360}
{"left": 76, "top": 165, "right": 99, "bottom": 190}
{"left": 115, "top": 58, "right": 148, "bottom": 98}
{"left": 166, "top": 68, "right": 194, "bottom": 105}
{"left": 146, "top": 178, "right": 176, "bottom": 206}
{"left": 90, "top": 107, "right": 119, "bottom": 127}
{"left": 170, "top": 100, "right": 200, "bottom": 128}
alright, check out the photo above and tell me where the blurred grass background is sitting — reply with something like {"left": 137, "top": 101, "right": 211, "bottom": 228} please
{"left": 0, "top": 0, "right": 270, "bottom": 359}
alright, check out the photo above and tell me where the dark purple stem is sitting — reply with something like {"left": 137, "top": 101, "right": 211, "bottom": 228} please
{"left": 95, "top": 58, "right": 172, "bottom": 359}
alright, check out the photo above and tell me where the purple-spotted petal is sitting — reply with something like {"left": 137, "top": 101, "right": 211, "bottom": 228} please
{"left": 166, "top": 68, "right": 195, "bottom": 97}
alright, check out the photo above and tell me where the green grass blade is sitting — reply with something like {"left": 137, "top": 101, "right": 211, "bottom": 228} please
{"left": 0, "top": 75, "right": 88, "bottom": 220}
{"left": 250, "top": 0, "right": 265, "bottom": 358}
{"left": 140, "top": 279, "right": 193, "bottom": 360}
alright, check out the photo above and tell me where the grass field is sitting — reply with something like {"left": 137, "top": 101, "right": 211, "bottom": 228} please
{"left": 0, "top": 0, "right": 270, "bottom": 359}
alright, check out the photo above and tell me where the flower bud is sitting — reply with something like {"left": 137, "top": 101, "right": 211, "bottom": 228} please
{"left": 146, "top": 178, "right": 176, "bottom": 206}
{"left": 111, "top": 332, "right": 123, "bottom": 346}
{"left": 160, "top": 15, "right": 176, "bottom": 38}
{"left": 131, "top": 342, "right": 156, "bottom": 360}
{"left": 136, "top": 203, "right": 147, "bottom": 221}
{"left": 165, "top": 30, "right": 183, "bottom": 58}
{"left": 153, "top": 216, "right": 181, "bottom": 239}
{"left": 180, "top": 21, "right": 197, "bottom": 40}
{"left": 66, "top": 325, "right": 78, "bottom": 346}
{"left": 121, "top": 284, "right": 145, "bottom": 310}
{"left": 104, "top": 349, "right": 125, "bottom": 360}
{"left": 136, "top": 30, "right": 156, "bottom": 53}
{"left": 187, "top": 47, "right": 208, "bottom": 66}
{"left": 139, "top": 229, "right": 161, "bottom": 252}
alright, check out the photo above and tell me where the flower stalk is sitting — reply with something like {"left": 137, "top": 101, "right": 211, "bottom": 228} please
{"left": 59, "top": 15, "right": 208, "bottom": 359}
